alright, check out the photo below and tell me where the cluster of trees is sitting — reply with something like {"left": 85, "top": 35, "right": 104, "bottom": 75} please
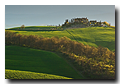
{"left": 103, "top": 21, "right": 111, "bottom": 26}
{"left": 21, "top": 25, "right": 25, "bottom": 29}
{"left": 63, "top": 51, "right": 115, "bottom": 79}
{"left": 5, "top": 30, "right": 115, "bottom": 79}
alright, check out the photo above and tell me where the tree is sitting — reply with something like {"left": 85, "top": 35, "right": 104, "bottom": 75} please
{"left": 71, "top": 19, "right": 74, "bottom": 23}
{"left": 65, "top": 19, "right": 68, "bottom": 24}
{"left": 21, "top": 25, "right": 25, "bottom": 29}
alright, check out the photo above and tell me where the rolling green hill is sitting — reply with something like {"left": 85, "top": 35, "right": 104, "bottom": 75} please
{"left": 5, "top": 69, "right": 72, "bottom": 79}
{"left": 6, "top": 26, "right": 56, "bottom": 30}
{"left": 66, "top": 27, "right": 115, "bottom": 51}
{"left": 7, "top": 26, "right": 115, "bottom": 51}
{"left": 5, "top": 45, "right": 83, "bottom": 79}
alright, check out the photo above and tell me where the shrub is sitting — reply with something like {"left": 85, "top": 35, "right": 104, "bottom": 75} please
{"left": 21, "top": 25, "right": 25, "bottom": 29}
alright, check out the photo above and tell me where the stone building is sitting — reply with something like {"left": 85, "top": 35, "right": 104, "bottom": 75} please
{"left": 72, "top": 17, "right": 88, "bottom": 23}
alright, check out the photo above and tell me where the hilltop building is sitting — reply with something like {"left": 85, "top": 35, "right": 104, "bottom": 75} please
{"left": 72, "top": 17, "right": 88, "bottom": 23}
{"left": 62, "top": 17, "right": 110, "bottom": 28}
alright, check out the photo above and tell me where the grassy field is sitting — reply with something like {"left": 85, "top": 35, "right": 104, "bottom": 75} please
{"left": 7, "top": 26, "right": 56, "bottom": 30}
{"left": 5, "top": 69, "right": 72, "bottom": 79}
{"left": 5, "top": 45, "right": 83, "bottom": 79}
{"left": 66, "top": 27, "right": 115, "bottom": 51}
{"left": 7, "top": 26, "right": 115, "bottom": 51}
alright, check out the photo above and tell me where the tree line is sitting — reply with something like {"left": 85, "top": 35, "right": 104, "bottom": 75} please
{"left": 5, "top": 30, "right": 115, "bottom": 79}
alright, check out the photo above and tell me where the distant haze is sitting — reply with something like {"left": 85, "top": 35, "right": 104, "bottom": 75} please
{"left": 5, "top": 5, "right": 115, "bottom": 29}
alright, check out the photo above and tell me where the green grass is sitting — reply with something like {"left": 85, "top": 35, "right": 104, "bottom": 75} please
{"left": 6, "top": 26, "right": 56, "bottom": 30}
{"left": 5, "top": 69, "right": 72, "bottom": 79}
{"left": 7, "top": 26, "right": 115, "bottom": 51}
{"left": 66, "top": 27, "right": 115, "bottom": 51}
{"left": 5, "top": 45, "right": 83, "bottom": 79}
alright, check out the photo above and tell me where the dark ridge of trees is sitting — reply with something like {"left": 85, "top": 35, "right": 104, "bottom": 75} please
{"left": 5, "top": 30, "right": 115, "bottom": 79}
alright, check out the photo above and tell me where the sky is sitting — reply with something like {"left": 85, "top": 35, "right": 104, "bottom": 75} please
{"left": 5, "top": 5, "right": 115, "bottom": 29}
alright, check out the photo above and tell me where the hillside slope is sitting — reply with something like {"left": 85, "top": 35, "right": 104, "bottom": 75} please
{"left": 6, "top": 26, "right": 56, "bottom": 30}
{"left": 5, "top": 45, "right": 83, "bottom": 79}
{"left": 5, "top": 69, "right": 72, "bottom": 79}
{"left": 66, "top": 27, "right": 115, "bottom": 51}
{"left": 7, "top": 26, "right": 115, "bottom": 51}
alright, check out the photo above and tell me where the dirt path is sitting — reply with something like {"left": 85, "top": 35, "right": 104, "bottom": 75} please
{"left": 66, "top": 30, "right": 79, "bottom": 42}
{"left": 66, "top": 29, "right": 86, "bottom": 43}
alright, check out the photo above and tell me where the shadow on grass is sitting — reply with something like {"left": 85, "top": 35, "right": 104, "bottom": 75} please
{"left": 5, "top": 45, "right": 83, "bottom": 79}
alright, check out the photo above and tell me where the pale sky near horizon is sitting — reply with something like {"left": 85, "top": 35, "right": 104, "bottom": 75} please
{"left": 5, "top": 5, "right": 115, "bottom": 29}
